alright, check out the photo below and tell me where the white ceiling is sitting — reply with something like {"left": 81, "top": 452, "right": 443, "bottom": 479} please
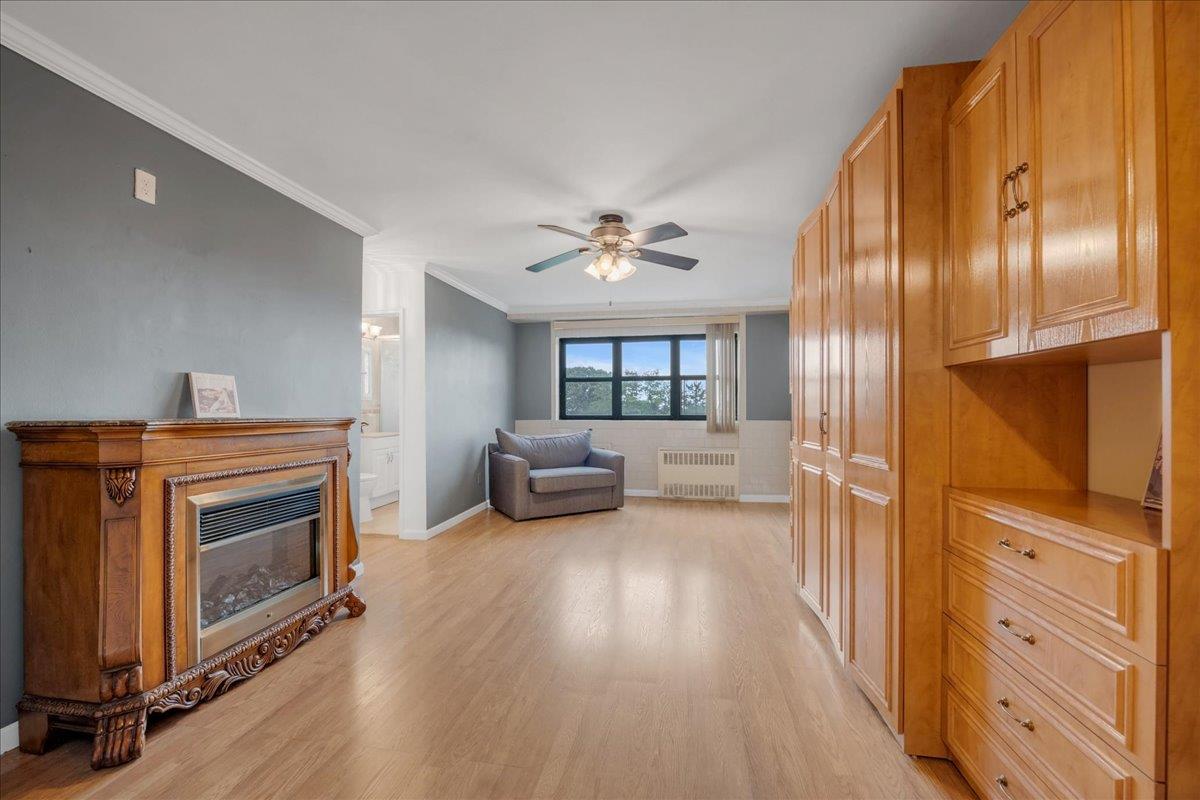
{"left": 2, "top": 0, "right": 1023, "bottom": 314}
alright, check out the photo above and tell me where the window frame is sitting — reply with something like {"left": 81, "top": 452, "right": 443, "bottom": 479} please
{"left": 559, "top": 334, "right": 708, "bottom": 421}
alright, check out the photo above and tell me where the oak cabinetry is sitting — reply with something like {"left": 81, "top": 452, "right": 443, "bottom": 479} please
{"left": 944, "top": 619, "right": 1159, "bottom": 800}
{"left": 944, "top": 34, "right": 1020, "bottom": 364}
{"left": 795, "top": 205, "right": 826, "bottom": 618}
{"left": 938, "top": 3, "right": 1198, "bottom": 797}
{"left": 790, "top": 63, "right": 973, "bottom": 756}
{"left": 944, "top": 684, "right": 1056, "bottom": 800}
{"left": 944, "top": 0, "right": 1167, "bottom": 365}
{"left": 842, "top": 89, "right": 902, "bottom": 731}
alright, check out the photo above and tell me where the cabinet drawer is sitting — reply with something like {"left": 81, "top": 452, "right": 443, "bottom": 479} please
{"left": 944, "top": 554, "right": 1163, "bottom": 779}
{"left": 945, "top": 683, "right": 1053, "bottom": 800}
{"left": 946, "top": 489, "right": 1165, "bottom": 662}
{"left": 944, "top": 618, "right": 1158, "bottom": 799}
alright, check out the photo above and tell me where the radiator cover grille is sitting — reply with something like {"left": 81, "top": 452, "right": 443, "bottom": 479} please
{"left": 198, "top": 484, "right": 321, "bottom": 545}
{"left": 657, "top": 448, "right": 739, "bottom": 501}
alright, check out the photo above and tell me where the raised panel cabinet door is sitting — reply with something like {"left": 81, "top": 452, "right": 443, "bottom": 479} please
{"left": 945, "top": 34, "right": 1021, "bottom": 364}
{"left": 384, "top": 449, "right": 400, "bottom": 495}
{"left": 824, "top": 472, "right": 845, "bottom": 655}
{"left": 798, "top": 463, "right": 826, "bottom": 615}
{"left": 798, "top": 207, "right": 825, "bottom": 454}
{"left": 823, "top": 173, "right": 845, "bottom": 461}
{"left": 842, "top": 90, "right": 902, "bottom": 731}
{"left": 822, "top": 171, "right": 846, "bottom": 652}
{"left": 369, "top": 450, "right": 390, "bottom": 497}
{"left": 1016, "top": 0, "right": 1165, "bottom": 351}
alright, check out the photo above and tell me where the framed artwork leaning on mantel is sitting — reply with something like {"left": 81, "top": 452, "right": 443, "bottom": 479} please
{"left": 188, "top": 372, "right": 240, "bottom": 418}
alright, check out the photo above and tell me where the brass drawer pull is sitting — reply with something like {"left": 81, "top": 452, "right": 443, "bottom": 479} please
{"left": 1002, "top": 162, "right": 1030, "bottom": 219}
{"left": 997, "top": 697, "right": 1035, "bottom": 730}
{"left": 997, "top": 617, "right": 1036, "bottom": 644}
{"left": 994, "top": 774, "right": 1015, "bottom": 799}
{"left": 997, "top": 537, "right": 1036, "bottom": 559}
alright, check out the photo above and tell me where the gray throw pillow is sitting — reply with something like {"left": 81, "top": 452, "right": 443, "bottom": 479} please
{"left": 495, "top": 428, "right": 591, "bottom": 469}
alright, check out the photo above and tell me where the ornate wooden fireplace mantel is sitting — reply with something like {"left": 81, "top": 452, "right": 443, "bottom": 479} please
{"left": 6, "top": 418, "right": 365, "bottom": 769}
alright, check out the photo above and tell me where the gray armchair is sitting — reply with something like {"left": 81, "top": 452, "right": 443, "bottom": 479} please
{"left": 488, "top": 429, "right": 624, "bottom": 521}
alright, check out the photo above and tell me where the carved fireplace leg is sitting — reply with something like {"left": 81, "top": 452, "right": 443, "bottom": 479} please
{"left": 345, "top": 590, "right": 367, "bottom": 618}
{"left": 91, "top": 708, "right": 146, "bottom": 769}
{"left": 18, "top": 710, "right": 51, "bottom": 754}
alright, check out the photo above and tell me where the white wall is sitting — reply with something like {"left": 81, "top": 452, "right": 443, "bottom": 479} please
{"left": 1088, "top": 359, "right": 1162, "bottom": 500}
{"left": 363, "top": 262, "right": 427, "bottom": 536}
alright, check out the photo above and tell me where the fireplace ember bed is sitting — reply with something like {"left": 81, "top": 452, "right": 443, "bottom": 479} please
{"left": 6, "top": 418, "right": 365, "bottom": 769}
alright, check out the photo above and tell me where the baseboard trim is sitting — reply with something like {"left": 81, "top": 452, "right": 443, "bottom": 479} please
{"left": 401, "top": 501, "right": 489, "bottom": 541}
{"left": 739, "top": 494, "right": 789, "bottom": 503}
{"left": 624, "top": 489, "right": 659, "bottom": 497}
{"left": 1, "top": 720, "right": 17, "bottom": 755}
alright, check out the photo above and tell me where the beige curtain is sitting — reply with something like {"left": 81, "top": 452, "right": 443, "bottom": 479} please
{"left": 706, "top": 322, "right": 738, "bottom": 433}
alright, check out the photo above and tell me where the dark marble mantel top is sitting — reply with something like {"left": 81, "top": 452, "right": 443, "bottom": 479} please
{"left": 7, "top": 417, "right": 355, "bottom": 430}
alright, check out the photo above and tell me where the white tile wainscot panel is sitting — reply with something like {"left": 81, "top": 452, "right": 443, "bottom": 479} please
{"left": 514, "top": 420, "right": 789, "bottom": 499}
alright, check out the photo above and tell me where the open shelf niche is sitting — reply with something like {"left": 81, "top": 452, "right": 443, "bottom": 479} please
{"left": 947, "top": 336, "right": 1165, "bottom": 546}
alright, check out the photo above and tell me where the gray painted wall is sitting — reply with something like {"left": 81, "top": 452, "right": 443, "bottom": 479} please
{"left": 425, "top": 275, "right": 516, "bottom": 527}
{"left": 514, "top": 322, "right": 552, "bottom": 419}
{"left": 0, "top": 48, "right": 363, "bottom": 727}
{"left": 745, "top": 313, "right": 790, "bottom": 421}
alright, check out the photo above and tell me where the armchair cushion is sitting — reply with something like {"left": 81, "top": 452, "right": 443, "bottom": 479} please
{"left": 495, "top": 428, "right": 591, "bottom": 469}
{"left": 528, "top": 466, "right": 616, "bottom": 494}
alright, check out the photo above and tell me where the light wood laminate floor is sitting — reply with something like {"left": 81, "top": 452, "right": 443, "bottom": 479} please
{"left": 0, "top": 499, "right": 972, "bottom": 799}
{"left": 361, "top": 501, "right": 400, "bottom": 536}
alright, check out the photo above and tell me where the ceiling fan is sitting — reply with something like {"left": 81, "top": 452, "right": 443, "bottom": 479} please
{"left": 525, "top": 213, "right": 699, "bottom": 282}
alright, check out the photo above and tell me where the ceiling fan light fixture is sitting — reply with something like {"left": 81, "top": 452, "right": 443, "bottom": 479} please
{"left": 607, "top": 255, "right": 637, "bottom": 282}
{"left": 528, "top": 214, "right": 695, "bottom": 278}
{"left": 587, "top": 251, "right": 617, "bottom": 280}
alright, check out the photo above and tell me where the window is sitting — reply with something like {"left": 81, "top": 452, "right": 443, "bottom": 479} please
{"left": 560, "top": 335, "right": 710, "bottom": 420}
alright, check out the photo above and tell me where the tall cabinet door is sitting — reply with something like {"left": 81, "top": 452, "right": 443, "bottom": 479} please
{"left": 796, "top": 207, "right": 826, "bottom": 617}
{"left": 1015, "top": 0, "right": 1165, "bottom": 351}
{"left": 822, "top": 171, "right": 846, "bottom": 656}
{"left": 842, "top": 90, "right": 902, "bottom": 732}
{"left": 789, "top": 246, "right": 802, "bottom": 580}
{"left": 944, "top": 34, "right": 1020, "bottom": 364}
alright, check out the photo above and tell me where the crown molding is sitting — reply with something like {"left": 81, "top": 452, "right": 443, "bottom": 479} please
{"left": 0, "top": 14, "right": 377, "bottom": 237}
{"left": 506, "top": 296, "right": 788, "bottom": 322}
{"left": 424, "top": 265, "right": 510, "bottom": 314}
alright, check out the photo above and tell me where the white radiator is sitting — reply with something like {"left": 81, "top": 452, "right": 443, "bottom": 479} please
{"left": 657, "top": 448, "right": 740, "bottom": 500}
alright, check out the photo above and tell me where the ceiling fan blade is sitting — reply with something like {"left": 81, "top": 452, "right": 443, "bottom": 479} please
{"left": 634, "top": 248, "right": 698, "bottom": 271}
{"left": 538, "top": 224, "right": 596, "bottom": 242}
{"left": 525, "top": 249, "right": 588, "bottom": 273}
{"left": 624, "top": 222, "right": 687, "bottom": 247}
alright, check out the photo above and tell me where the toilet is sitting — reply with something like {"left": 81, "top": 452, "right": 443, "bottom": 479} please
{"left": 359, "top": 472, "right": 378, "bottom": 523}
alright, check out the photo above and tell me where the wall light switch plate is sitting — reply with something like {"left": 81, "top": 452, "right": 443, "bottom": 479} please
{"left": 134, "top": 168, "right": 156, "bottom": 204}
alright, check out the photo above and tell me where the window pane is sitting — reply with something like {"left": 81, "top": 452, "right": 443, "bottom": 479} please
{"left": 621, "top": 339, "right": 670, "bottom": 376}
{"left": 564, "top": 381, "right": 612, "bottom": 416}
{"left": 564, "top": 342, "right": 612, "bottom": 377}
{"left": 620, "top": 379, "right": 671, "bottom": 417}
{"left": 679, "top": 338, "right": 706, "bottom": 375}
{"left": 681, "top": 379, "right": 707, "bottom": 416}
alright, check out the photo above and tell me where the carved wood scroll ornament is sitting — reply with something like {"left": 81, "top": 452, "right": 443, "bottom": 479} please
{"left": 103, "top": 468, "right": 137, "bottom": 506}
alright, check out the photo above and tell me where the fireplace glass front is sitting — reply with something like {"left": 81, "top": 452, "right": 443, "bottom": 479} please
{"left": 188, "top": 475, "right": 327, "bottom": 661}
